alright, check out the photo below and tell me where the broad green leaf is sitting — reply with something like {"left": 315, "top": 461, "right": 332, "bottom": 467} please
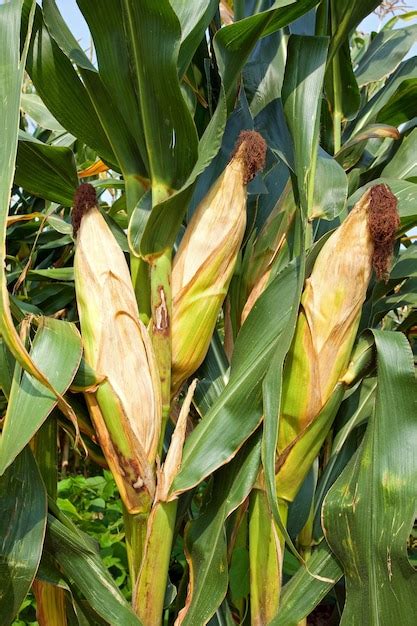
{"left": 179, "top": 434, "right": 261, "bottom": 625}
{"left": 170, "top": 0, "right": 218, "bottom": 78}
{"left": 354, "top": 57, "right": 417, "bottom": 132}
{"left": 0, "top": 318, "right": 82, "bottom": 475}
{"left": 0, "top": 447, "right": 47, "bottom": 625}
{"left": 214, "top": 0, "right": 319, "bottom": 111}
{"left": 245, "top": 30, "right": 288, "bottom": 118}
{"left": 281, "top": 35, "right": 329, "bottom": 215}
{"left": 382, "top": 127, "right": 417, "bottom": 180}
{"left": 0, "top": 338, "right": 14, "bottom": 399}
{"left": 390, "top": 243, "right": 417, "bottom": 279}
{"left": 336, "top": 124, "right": 400, "bottom": 170}
{"left": 122, "top": 0, "right": 198, "bottom": 198}
{"left": 376, "top": 78, "right": 417, "bottom": 127}
{"left": 311, "top": 148, "right": 348, "bottom": 220}
{"left": 26, "top": 6, "right": 117, "bottom": 166}
{"left": 45, "top": 515, "right": 142, "bottom": 625}
{"left": 322, "top": 331, "right": 417, "bottom": 625}
{"left": 312, "top": 377, "right": 376, "bottom": 537}
{"left": 28, "top": 268, "right": 74, "bottom": 281}
{"left": 325, "top": 33, "right": 360, "bottom": 123}
{"left": 327, "top": 0, "right": 382, "bottom": 63}
{"left": 355, "top": 25, "right": 417, "bottom": 87}
{"left": 20, "top": 92, "right": 64, "bottom": 131}
{"left": 43, "top": 0, "right": 145, "bottom": 180}
{"left": 172, "top": 259, "right": 301, "bottom": 496}
{"left": 0, "top": 0, "right": 59, "bottom": 404}
{"left": 71, "top": 0, "right": 148, "bottom": 176}
{"left": 271, "top": 541, "right": 343, "bottom": 626}
{"left": 15, "top": 130, "right": 78, "bottom": 205}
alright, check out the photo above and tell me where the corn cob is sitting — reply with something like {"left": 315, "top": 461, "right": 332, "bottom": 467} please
{"left": 171, "top": 131, "right": 267, "bottom": 393}
{"left": 72, "top": 184, "right": 162, "bottom": 513}
{"left": 276, "top": 183, "right": 399, "bottom": 502}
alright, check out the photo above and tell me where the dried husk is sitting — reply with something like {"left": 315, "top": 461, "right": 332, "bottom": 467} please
{"left": 73, "top": 185, "right": 162, "bottom": 512}
{"left": 278, "top": 184, "right": 399, "bottom": 453}
{"left": 171, "top": 131, "right": 266, "bottom": 393}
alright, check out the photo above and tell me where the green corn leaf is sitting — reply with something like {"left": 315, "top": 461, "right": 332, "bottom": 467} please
{"left": 355, "top": 25, "right": 417, "bottom": 87}
{"left": 0, "top": 447, "right": 47, "bottom": 625}
{"left": 328, "top": 0, "right": 382, "bottom": 63}
{"left": 311, "top": 147, "right": 348, "bottom": 220}
{"left": 122, "top": 0, "right": 198, "bottom": 199}
{"left": 381, "top": 127, "right": 417, "bottom": 180}
{"left": 172, "top": 259, "right": 301, "bottom": 496}
{"left": 354, "top": 57, "right": 417, "bottom": 132}
{"left": 42, "top": 0, "right": 145, "bottom": 180}
{"left": 214, "top": 0, "right": 320, "bottom": 112}
{"left": 322, "top": 330, "right": 417, "bottom": 625}
{"left": 271, "top": 541, "right": 343, "bottom": 626}
{"left": 44, "top": 514, "right": 143, "bottom": 626}
{"left": 26, "top": 5, "right": 117, "bottom": 167}
{"left": 170, "top": 0, "right": 218, "bottom": 78}
{"left": 281, "top": 35, "right": 329, "bottom": 216}
{"left": 15, "top": 130, "right": 78, "bottom": 206}
{"left": 20, "top": 92, "right": 64, "bottom": 131}
{"left": 0, "top": 0, "right": 62, "bottom": 403}
{"left": 0, "top": 318, "right": 82, "bottom": 475}
{"left": 179, "top": 433, "right": 261, "bottom": 625}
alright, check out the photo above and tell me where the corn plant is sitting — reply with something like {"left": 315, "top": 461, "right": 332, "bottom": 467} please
{"left": 1, "top": 0, "right": 417, "bottom": 624}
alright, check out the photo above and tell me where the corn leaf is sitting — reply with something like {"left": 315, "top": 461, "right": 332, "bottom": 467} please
{"left": 20, "top": 92, "right": 64, "bottom": 131}
{"left": 42, "top": 0, "right": 145, "bottom": 179}
{"left": 0, "top": 318, "right": 82, "bottom": 475}
{"left": 214, "top": 0, "right": 320, "bottom": 111}
{"left": 172, "top": 259, "right": 301, "bottom": 496}
{"left": 0, "top": 447, "right": 47, "bottom": 625}
{"left": 381, "top": 127, "right": 417, "bottom": 180}
{"left": 121, "top": 0, "right": 198, "bottom": 196}
{"left": 355, "top": 25, "right": 417, "bottom": 87}
{"left": 271, "top": 541, "right": 343, "bottom": 626}
{"left": 26, "top": 5, "right": 117, "bottom": 167}
{"left": 322, "top": 330, "right": 417, "bottom": 625}
{"left": 311, "top": 147, "right": 348, "bottom": 220}
{"left": 178, "top": 433, "right": 261, "bottom": 625}
{"left": 15, "top": 131, "right": 78, "bottom": 205}
{"left": 281, "top": 35, "right": 329, "bottom": 215}
{"left": 0, "top": 0, "right": 63, "bottom": 399}
{"left": 328, "top": 0, "right": 382, "bottom": 63}
{"left": 354, "top": 57, "right": 417, "bottom": 132}
{"left": 44, "top": 514, "right": 143, "bottom": 626}
{"left": 170, "top": 0, "right": 218, "bottom": 78}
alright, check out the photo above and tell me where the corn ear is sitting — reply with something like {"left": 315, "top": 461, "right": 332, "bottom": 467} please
{"left": 73, "top": 184, "right": 162, "bottom": 513}
{"left": 171, "top": 131, "right": 267, "bottom": 393}
{"left": 276, "top": 184, "right": 399, "bottom": 499}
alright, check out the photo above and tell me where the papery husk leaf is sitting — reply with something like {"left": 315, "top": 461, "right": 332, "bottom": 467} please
{"left": 171, "top": 132, "right": 266, "bottom": 392}
{"left": 73, "top": 190, "right": 162, "bottom": 512}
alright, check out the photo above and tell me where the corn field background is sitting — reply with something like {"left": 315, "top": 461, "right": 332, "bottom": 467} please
{"left": 0, "top": 0, "right": 417, "bottom": 624}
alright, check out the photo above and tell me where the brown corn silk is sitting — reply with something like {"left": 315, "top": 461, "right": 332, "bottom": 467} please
{"left": 73, "top": 184, "right": 162, "bottom": 512}
{"left": 277, "top": 184, "right": 399, "bottom": 456}
{"left": 171, "top": 131, "right": 266, "bottom": 393}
